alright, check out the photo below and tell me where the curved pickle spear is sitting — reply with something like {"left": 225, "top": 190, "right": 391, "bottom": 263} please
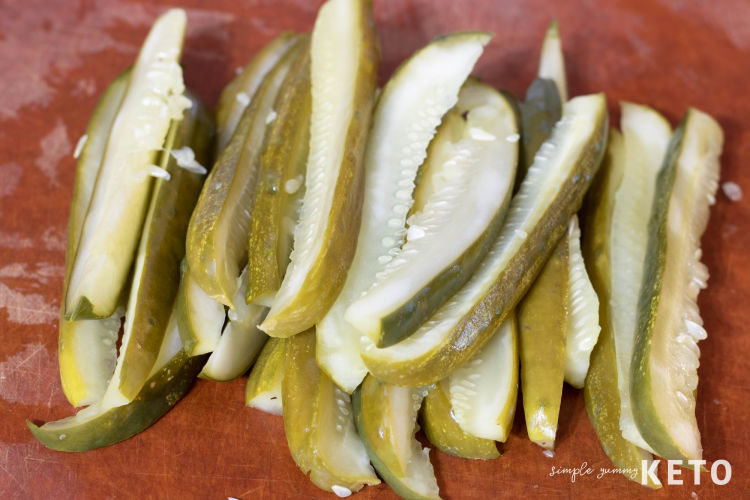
{"left": 247, "top": 43, "right": 311, "bottom": 305}
{"left": 610, "top": 102, "right": 672, "bottom": 451}
{"left": 186, "top": 37, "right": 304, "bottom": 306}
{"left": 176, "top": 261, "right": 225, "bottom": 356}
{"left": 448, "top": 317, "right": 518, "bottom": 443}
{"left": 632, "top": 108, "right": 722, "bottom": 461}
{"left": 65, "top": 9, "right": 191, "bottom": 319}
{"left": 199, "top": 266, "right": 268, "bottom": 381}
{"left": 259, "top": 0, "right": 379, "bottom": 337}
{"left": 345, "top": 80, "right": 518, "bottom": 347}
{"left": 245, "top": 337, "right": 284, "bottom": 415}
{"left": 421, "top": 381, "right": 499, "bottom": 460}
{"left": 282, "top": 330, "right": 379, "bottom": 493}
{"left": 582, "top": 130, "right": 660, "bottom": 488}
{"left": 353, "top": 376, "right": 440, "bottom": 500}
{"left": 103, "top": 91, "right": 214, "bottom": 406}
{"left": 59, "top": 69, "right": 130, "bottom": 407}
{"left": 563, "top": 215, "right": 601, "bottom": 388}
{"left": 361, "top": 94, "right": 608, "bottom": 387}
{"left": 28, "top": 304, "right": 207, "bottom": 452}
{"left": 216, "top": 32, "right": 300, "bottom": 152}
{"left": 317, "top": 31, "right": 492, "bottom": 392}
{"left": 518, "top": 241, "right": 568, "bottom": 449}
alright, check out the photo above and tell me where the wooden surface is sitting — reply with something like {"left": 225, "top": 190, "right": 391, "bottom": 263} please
{"left": 1, "top": 0, "right": 748, "bottom": 498}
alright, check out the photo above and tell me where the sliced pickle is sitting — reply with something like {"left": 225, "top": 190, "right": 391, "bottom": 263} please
{"left": 245, "top": 337, "right": 284, "bottom": 415}
{"left": 247, "top": 43, "right": 311, "bottom": 305}
{"left": 199, "top": 266, "right": 268, "bottom": 381}
{"left": 102, "top": 91, "right": 214, "bottom": 406}
{"left": 361, "top": 93, "right": 608, "bottom": 387}
{"left": 518, "top": 241, "right": 568, "bottom": 450}
{"left": 353, "top": 376, "right": 440, "bottom": 500}
{"left": 421, "top": 381, "right": 499, "bottom": 460}
{"left": 59, "top": 69, "right": 130, "bottom": 407}
{"left": 282, "top": 329, "right": 379, "bottom": 493}
{"left": 563, "top": 215, "right": 601, "bottom": 388}
{"left": 65, "top": 9, "right": 191, "bottom": 319}
{"left": 317, "top": 31, "right": 492, "bottom": 393}
{"left": 186, "top": 37, "right": 304, "bottom": 306}
{"left": 215, "top": 32, "right": 300, "bottom": 152}
{"left": 448, "top": 318, "right": 517, "bottom": 443}
{"left": 632, "top": 108, "right": 722, "bottom": 461}
{"left": 519, "top": 78, "right": 562, "bottom": 179}
{"left": 345, "top": 79, "right": 518, "bottom": 347}
{"left": 28, "top": 303, "right": 207, "bottom": 452}
{"left": 175, "top": 261, "right": 225, "bottom": 356}
{"left": 582, "top": 130, "right": 660, "bottom": 488}
{"left": 609, "top": 103, "right": 672, "bottom": 452}
{"left": 537, "top": 20, "right": 568, "bottom": 103}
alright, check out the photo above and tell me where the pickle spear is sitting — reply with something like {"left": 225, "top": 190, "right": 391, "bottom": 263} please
{"left": 29, "top": 303, "right": 207, "bottom": 452}
{"left": 609, "top": 102, "right": 672, "bottom": 451}
{"left": 282, "top": 329, "right": 379, "bottom": 493}
{"left": 448, "top": 318, "right": 518, "bottom": 443}
{"left": 186, "top": 36, "right": 303, "bottom": 305}
{"left": 246, "top": 43, "right": 311, "bottom": 305}
{"left": 631, "top": 108, "right": 722, "bottom": 461}
{"left": 345, "top": 79, "right": 518, "bottom": 347}
{"left": 175, "top": 261, "right": 225, "bottom": 356}
{"left": 102, "top": 91, "right": 214, "bottom": 406}
{"left": 353, "top": 376, "right": 440, "bottom": 500}
{"left": 65, "top": 9, "right": 192, "bottom": 319}
{"left": 537, "top": 20, "right": 568, "bottom": 103}
{"left": 421, "top": 381, "right": 500, "bottom": 460}
{"left": 199, "top": 266, "right": 268, "bottom": 381}
{"left": 583, "top": 130, "right": 660, "bottom": 488}
{"left": 259, "top": 0, "right": 379, "bottom": 337}
{"left": 245, "top": 337, "right": 284, "bottom": 415}
{"left": 216, "top": 32, "right": 299, "bottom": 152}
{"left": 362, "top": 93, "right": 608, "bottom": 387}
{"left": 318, "top": 31, "right": 492, "bottom": 392}
{"left": 59, "top": 69, "right": 130, "bottom": 407}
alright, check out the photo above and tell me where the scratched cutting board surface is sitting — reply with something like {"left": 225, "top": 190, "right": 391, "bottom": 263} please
{"left": 1, "top": 0, "right": 749, "bottom": 498}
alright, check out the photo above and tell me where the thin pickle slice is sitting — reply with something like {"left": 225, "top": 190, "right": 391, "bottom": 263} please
{"left": 582, "top": 130, "right": 660, "bottom": 488}
{"left": 537, "top": 20, "right": 568, "bottom": 103}
{"left": 361, "top": 94, "right": 608, "bottom": 387}
{"left": 632, "top": 108, "right": 722, "bottom": 461}
{"left": 245, "top": 337, "right": 284, "bottom": 415}
{"left": 59, "top": 69, "right": 130, "bottom": 407}
{"left": 260, "top": 0, "right": 380, "bottom": 337}
{"left": 186, "top": 37, "right": 304, "bottom": 306}
{"left": 344, "top": 80, "right": 518, "bottom": 347}
{"left": 421, "top": 381, "right": 500, "bottom": 460}
{"left": 317, "top": 31, "right": 492, "bottom": 393}
{"left": 65, "top": 9, "right": 191, "bottom": 319}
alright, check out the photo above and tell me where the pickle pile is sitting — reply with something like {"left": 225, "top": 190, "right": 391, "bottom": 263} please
{"left": 29, "top": 1, "right": 723, "bottom": 498}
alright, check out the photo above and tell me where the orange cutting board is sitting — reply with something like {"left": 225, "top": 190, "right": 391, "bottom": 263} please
{"left": 1, "top": 0, "right": 748, "bottom": 498}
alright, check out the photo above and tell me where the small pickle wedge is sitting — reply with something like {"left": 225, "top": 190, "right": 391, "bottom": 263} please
{"left": 186, "top": 36, "right": 304, "bottom": 306}
{"left": 282, "top": 329, "right": 379, "bottom": 493}
{"left": 631, "top": 108, "right": 722, "bottom": 462}
{"left": 448, "top": 318, "right": 518, "bottom": 443}
{"left": 65, "top": 9, "right": 191, "bottom": 319}
{"left": 175, "top": 261, "right": 225, "bottom": 356}
{"left": 28, "top": 304, "right": 207, "bottom": 452}
{"left": 245, "top": 337, "right": 284, "bottom": 415}
{"left": 215, "top": 32, "right": 299, "bottom": 152}
{"left": 59, "top": 69, "right": 130, "bottom": 407}
{"left": 353, "top": 376, "right": 440, "bottom": 500}
{"left": 259, "top": 0, "right": 379, "bottom": 337}
{"left": 609, "top": 102, "right": 672, "bottom": 451}
{"left": 317, "top": 31, "right": 492, "bottom": 393}
{"left": 583, "top": 130, "right": 660, "bottom": 488}
{"left": 421, "top": 381, "right": 500, "bottom": 460}
{"left": 537, "top": 20, "right": 568, "bottom": 103}
{"left": 246, "top": 43, "right": 312, "bottom": 305}
{"left": 362, "top": 93, "right": 608, "bottom": 387}
{"left": 199, "top": 266, "right": 268, "bottom": 381}
{"left": 102, "top": 91, "right": 214, "bottom": 406}
{"left": 345, "top": 79, "right": 518, "bottom": 347}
